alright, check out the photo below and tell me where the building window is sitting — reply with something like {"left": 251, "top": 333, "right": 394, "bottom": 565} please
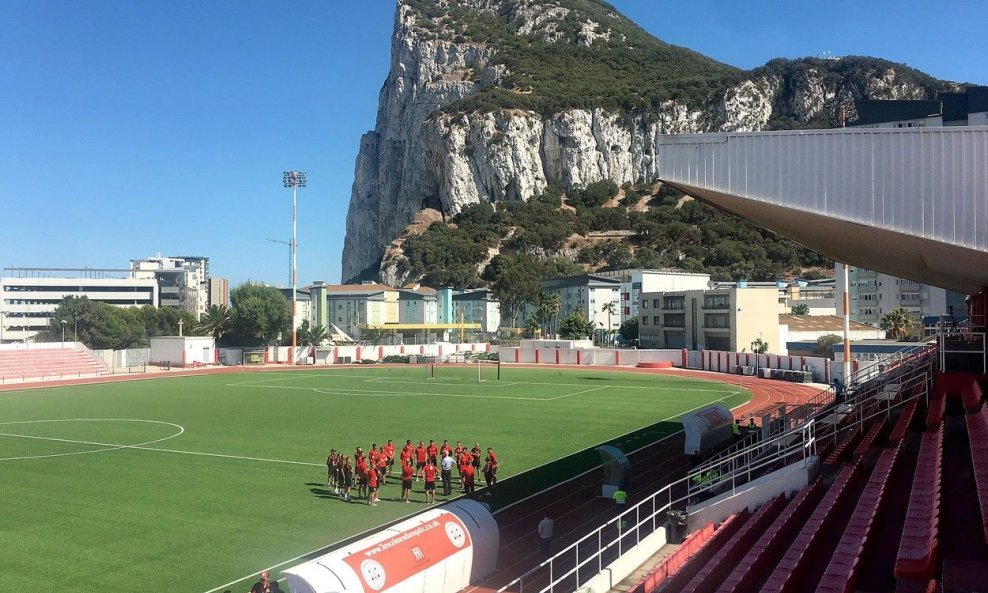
{"left": 664, "top": 313, "right": 685, "bottom": 328}
{"left": 642, "top": 300, "right": 648, "bottom": 309}
{"left": 663, "top": 296, "right": 685, "bottom": 310}
{"left": 652, "top": 299, "right": 661, "bottom": 308}
{"left": 703, "top": 313, "right": 730, "bottom": 328}
{"left": 653, "top": 316, "right": 661, "bottom": 325}
{"left": 703, "top": 294, "right": 730, "bottom": 310}
{"left": 641, "top": 317, "right": 648, "bottom": 325}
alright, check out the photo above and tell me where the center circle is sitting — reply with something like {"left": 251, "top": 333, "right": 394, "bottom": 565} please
{"left": 0, "top": 419, "right": 185, "bottom": 462}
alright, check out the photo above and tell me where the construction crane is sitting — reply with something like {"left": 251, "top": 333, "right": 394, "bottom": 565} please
{"left": 266, "top": 238, "right": 292, "bottom": 287}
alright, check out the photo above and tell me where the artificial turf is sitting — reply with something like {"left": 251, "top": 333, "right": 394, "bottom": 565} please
{"left": 0, "top": 365, "right": 749, "bottom": 592}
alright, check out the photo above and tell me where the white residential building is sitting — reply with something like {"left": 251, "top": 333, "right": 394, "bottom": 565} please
{"left": 398, "top": 284, "right": 439, "bottom": 325}
{"left": 540, "top": 274, "right": 622, "bottom": 334}
{"left": 452, "top": 288, "right": 501, "bottom": 333}
{"left": 130, "top": 255, "right": 210, "bottom": 319}
{"left": 1, "top": 268, "right": 158, "bottom": 343}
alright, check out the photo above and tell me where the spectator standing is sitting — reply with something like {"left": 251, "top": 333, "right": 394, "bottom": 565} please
{"left": 537, "top": 514, "right": 554, "bottom": 559}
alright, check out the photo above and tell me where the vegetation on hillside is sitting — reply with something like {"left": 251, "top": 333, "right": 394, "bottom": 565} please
{"left": 408, "top": 0, "right": 741, "bottom": 115}
{"left": 400, "top": 180, "right": 829, "bottom": 289}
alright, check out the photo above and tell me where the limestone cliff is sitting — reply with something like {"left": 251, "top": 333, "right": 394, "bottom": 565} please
{"left": 342, "top": 0, "right": 950, "bottom": 283}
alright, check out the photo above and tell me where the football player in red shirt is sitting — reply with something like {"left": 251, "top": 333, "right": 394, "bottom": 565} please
{"left": 400, "top": 459, "right": 414, "bottom": 503}
{"left": 423, "top": 459, "right": 438, "bottom": 504}
{"left": 383, "top": 439, "right": 396, "bottom": 477}
{"left": 427, "top": 439, "right": 438, "bottom": 465}
{"left": 462, "top": 463, "right": 476, "bottom": 495}
{"left": 367, "top": 465, "right": 379, "bottom": 506}
{"left": 415, "top": 441, "right": 428, "bottom": 481}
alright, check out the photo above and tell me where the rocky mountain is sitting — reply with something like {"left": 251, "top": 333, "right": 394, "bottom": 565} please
{"left": 341, "top": 0, "right": 955, "bottom": 284}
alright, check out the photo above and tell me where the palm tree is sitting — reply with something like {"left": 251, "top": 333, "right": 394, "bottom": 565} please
{"left": 197, "top": 304, "right": 231, "bottom": 340}
{"left": 541, "top": 292, "right": 561, "bottom": 338}
{"left": 881, "top": 308, "right": 916, "bottom": 340}
{"left": 308, "top": 324, "right": 329, "bottom": 346}
{"left": 601, "top": 301, "right": 617, "bottom": 344}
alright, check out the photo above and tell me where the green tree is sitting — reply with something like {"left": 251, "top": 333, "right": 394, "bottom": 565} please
{"left": 880, "top": 308, "right": 916, "bottom": 340}
{"left": 485, "top": 254, "right": 542, "bottom": 327}
{"left": 227, "top": 282, "right": 292, "bottom": 346}
{"left": 813, "top": 334, "right": 843, "bottom": 358}
{"left": 790, "top": 303, "right": 810, "bottom": 316}
{"left": 42, "top": 297, "right": 146, "bottom": 350}
{"left": 559, "top": 311, "right": 595, "bottom": 340}
{"left": 618, "top": 317, "right": 638, "bottom": 341}
{"left": 296, "top": 319, "right": 313, "bottom": 347}
{"left": 308, "top": 324, "right": 329, "bottom": 346}
{"left": 197, "top": 304, "right": 232, "bottom": 340}
{"left": 751, "top": 337, "right": 770, "bottom": 354}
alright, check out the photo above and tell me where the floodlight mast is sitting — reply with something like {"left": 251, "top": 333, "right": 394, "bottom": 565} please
{"left": 283, "top": 171, "right": 306, "bottom": 365}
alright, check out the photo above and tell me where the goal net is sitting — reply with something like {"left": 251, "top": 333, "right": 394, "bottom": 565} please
{"left": 428, "top": 358, "right": 500, "bottom": 382}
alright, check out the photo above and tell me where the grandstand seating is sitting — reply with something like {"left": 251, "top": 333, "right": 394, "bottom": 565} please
{"left": 823, "top": 427, "right": 862, "bottom": 468}
{"left": 966, "top": 402, "right": 988, "bottom": 542}
{"left": 0, "top": 347, "right": 106, "bottom": 381}
{"left": 715, "top": 480, "right": 825, "bottom": 593}
{"left": 625, "top": 364, "right": 988, "bottom": 593}
{"left": 817, "top": 444, "right": 901, "bottom": 593}
{"left": 854, "top": 416, "right": 888, "bottom": 459}
{"left": 889, "top": 399, "right": 919, "bottom": 444}
{"left": 895, "top": 426, "right": 943, "bottom": 580}
{"left": 678, "top": 494, "right": 787, "bottom": 593}
{"left": 760, "top": 463, "right": 864, "bottom": 593}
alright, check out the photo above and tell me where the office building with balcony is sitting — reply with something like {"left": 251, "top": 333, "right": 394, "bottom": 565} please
{"left": 593, "top": 269, "right": 711, "bottom": 324}
{"left": 638, "top": 286, "right": 778, "bottom": 351}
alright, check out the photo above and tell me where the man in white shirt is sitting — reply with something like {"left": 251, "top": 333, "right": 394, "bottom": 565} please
{"left": 440, "top": 452, "right": 455, "bottom": 496}
{"left": 537, "top": 514, "right": 554, "bottom": 559}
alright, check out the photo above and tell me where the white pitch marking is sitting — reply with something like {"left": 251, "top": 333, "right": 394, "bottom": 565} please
{"left": 0, "top": 419, "right": 184, "bottom": 462}
{"left": 546, "top": 386, "right": 610, "bottom": 400}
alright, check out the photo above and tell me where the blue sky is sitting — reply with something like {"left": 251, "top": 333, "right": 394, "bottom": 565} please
{"left": 2, "top": 1, "right": 984, "bottom": 288}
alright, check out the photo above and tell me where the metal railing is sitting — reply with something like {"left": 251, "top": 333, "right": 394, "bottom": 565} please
{"left": 496, "top": 481, "right": 676, "bottom": 593}
{"left": 497, "top": 421, "right": 820, "bottom": 593}
{"left": 938, "top": 313, "right": 986, "bottom": 374}
{"left": 499, "top": 344, "right": 937, "bottom": 593}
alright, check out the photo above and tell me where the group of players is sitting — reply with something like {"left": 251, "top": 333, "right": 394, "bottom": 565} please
{"left": 325, "top": 439, "right": 499, "bottom": 506}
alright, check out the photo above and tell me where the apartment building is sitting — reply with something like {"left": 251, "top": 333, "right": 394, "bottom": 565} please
{"left": 639, "top": 286, "right": 778, "bottom": 351}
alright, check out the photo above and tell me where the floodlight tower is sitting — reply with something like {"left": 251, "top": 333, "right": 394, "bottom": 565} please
{"left": 283, "top": 171, "right": 306, "bottom": 364}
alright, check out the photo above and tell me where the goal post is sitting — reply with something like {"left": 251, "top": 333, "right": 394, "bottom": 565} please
{"left": 428, "top": 358, "right": 500, "bottom": 382}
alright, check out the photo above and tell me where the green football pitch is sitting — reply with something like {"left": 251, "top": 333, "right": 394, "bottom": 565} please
{"left": 0, "top": 365, "right": 749, "bottom": 593}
